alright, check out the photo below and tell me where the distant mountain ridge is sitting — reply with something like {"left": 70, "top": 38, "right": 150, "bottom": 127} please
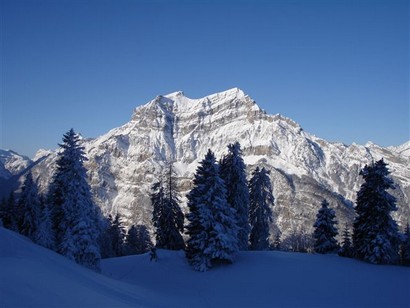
{"left": 1, "top": 88, "right": 409, "bottom": 239}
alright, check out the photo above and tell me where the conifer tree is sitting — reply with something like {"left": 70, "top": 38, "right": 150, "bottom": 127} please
{"left": 47, "top": 129, "right": 101, "bottom": 271}
{"left": 220, "top": 142, "right": 250, "bottom": 250}
{"left": 18, "top": 172, "right": 41, "bottom": 241}
{"left": 402, "top": 224, "right": 410, "bottom": 266}
{"left": 186, "top": 149, "right": 239, "bottom": 271}
{"left": 151, "top": 162, "right": 184, "bottom": 250}
{"left": 313, "top": 199, "right": 338, "bottom": 254}
{"left": 111, "top": 213, "right": 126, "bottom": 256}
{"left": 125, "top": 224, "right": 152, "bottom": 255}
{"left": 338, "top": 224, "right": 352, "bottom": 257}
{"left": 248, "top": 167, "right": 274, "bottom": 250}
{"left": 2, "top": 192, "right": 19, "bottom": 232}
{"left": 35, "top": 195, "right": 55, "bottom": 249}
{"left": 352, "top": 159, "right": 400, "bottom": 264}
{"left": 0, "top": 191, "right": 19, "bottom": 232}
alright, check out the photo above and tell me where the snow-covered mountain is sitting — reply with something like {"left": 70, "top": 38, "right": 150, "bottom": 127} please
{"left": 0, "top": 149, "right": 31, "bottom": 180}
{"left": 4, "top": 88, "right": 410, "bottom": 239}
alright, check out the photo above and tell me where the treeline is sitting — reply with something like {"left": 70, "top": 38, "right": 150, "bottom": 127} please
{"left": 0, "top": 129, "right": 152, "bottom": 272}
{"left": 1, "top": 129, "right": 410, "bottom": 272}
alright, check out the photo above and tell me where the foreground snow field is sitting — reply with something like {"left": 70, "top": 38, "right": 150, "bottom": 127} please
{"left": 1, "top": 227, "right": 409, "bottom": 307}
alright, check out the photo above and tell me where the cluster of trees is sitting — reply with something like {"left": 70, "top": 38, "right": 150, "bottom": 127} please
{"left": 310, "top": 159, "right": 410, "bottom": 266}
{"left": 0, "top": 129, "right": 151, "bottom": 272}
{"left": 1, "top": 129, "right": 409, "bottom": 271}
{"left": 152, "top": 142, "right": 275, "bottom": 271}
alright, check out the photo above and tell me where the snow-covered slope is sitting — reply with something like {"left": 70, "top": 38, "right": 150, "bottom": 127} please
{"left": 1, "top": 227, "right": 409, "bottom": 308}
{"left": 10, "top": 88, "right": 410, "bottom": 239}
{"left": 0, "top": 227, "right": 150, "bottom": 307}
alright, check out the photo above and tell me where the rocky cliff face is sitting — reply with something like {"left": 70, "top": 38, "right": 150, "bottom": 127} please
{"left": 3, "top": 88, "right": 410, "bottom": 240}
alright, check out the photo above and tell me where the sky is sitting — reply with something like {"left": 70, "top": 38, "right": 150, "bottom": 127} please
{"left": 1, "top": 0, "right": 409, "bottom": 158}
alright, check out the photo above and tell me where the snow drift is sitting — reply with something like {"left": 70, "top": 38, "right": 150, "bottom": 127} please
{"left": 1, "top": 227, "right": 409, "bottom": 308}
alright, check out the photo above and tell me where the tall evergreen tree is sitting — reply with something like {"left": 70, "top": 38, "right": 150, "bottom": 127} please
{"left": 18, "top": 172, "right": 41, "bottom": 240}
{"left": 352, "top": 159, "right": 400, "bottom": 264}
{"left": 220, "top": 142, "right": 250, "bottom": 250}
{"left": 47, "top": 129, "right": 101, "bottom": 271}
{"left": 248, "top": 167, "right": 274, "bottom": 250}
{"left": 338, "top": 224, "right": 352, "bottom": 257}
{"left": 313, "top": 199, "right": 338, "bottom": 254}
{"left": 186, "top": 149, "right": 239, "bottom": 271}
{"left": 151, "top": 162, "right": 184, "bottom": 250}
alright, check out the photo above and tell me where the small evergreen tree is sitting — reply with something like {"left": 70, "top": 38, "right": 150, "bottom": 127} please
{"left": 18, "top": 172, "right": 41, "bottom": 241}
{"left": 401, "top": 224, "right": 410, "bottom": 266}
{"left": 185, "top": 149, "right": 239, "bottom": 271}
{"left": 151, "top": 162, "right": 184, "bottom": 250}
{"left": 125, "top": 224, "right": 152, "bottom": 255}
{"left": 35, "top": 195, "right": 55, "bottom": 249}
{"left": 248, "top": 167, "right": 274, "bottom": 250}
{"left": 313, "top": 199, "right": 338, "bottom": 254}
{"left": 47, "top": 129, "right": 101, "bottom": 271}
{"left": 2, "top": 192, "right": 19, "bottom": 232}
{"left": 220, "top": 142, "right": 250, "bottom": 250}
{"left": 0, "top": 192, "right": 18, "bottom": 231}
{"left": 352, "top": 159, "right": 400, "bottom": 264}
{"left": 110, "top": 213, "right": 126, "bottom": 256}
{"left": 338, "top": 224, "right": 352, "bottom": 258}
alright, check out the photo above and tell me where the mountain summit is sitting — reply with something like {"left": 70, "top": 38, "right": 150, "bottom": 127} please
{"left": 3, "top": 89, "right": 409, "bottom": 239}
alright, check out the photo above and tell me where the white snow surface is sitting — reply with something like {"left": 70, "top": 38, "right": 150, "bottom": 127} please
{"left": 1, "top": 227, "right": 409, "bottom": 308}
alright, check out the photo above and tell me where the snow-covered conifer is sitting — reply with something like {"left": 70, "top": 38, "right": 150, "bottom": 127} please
{"left": 151, "top": 162, "right": 184, "bottom": 250}
{"left": 352, "top": 159, "right": 400, "bottom": 264}
{"left": 35, "top": 196, "right": 55, "bottom": 249}
{"left": 338, "top": 224, "right": 352, "bottom": 258}
{"left": 47, "top": 129, "right": 101, "bottom": 271}
{"left": 313, "top": 199, "right": 338, "bottom": 254}
{"left": 248, "top": 167, "right": 274, "bottom": 250}
{"left": 186, "top": 149, "right": 239, "bottom": 271}
{"left": 220, "top": 142, "right": 250, "bottom": 250}
{"left": 18, "top": 172, "right": 41, "bottom": 240}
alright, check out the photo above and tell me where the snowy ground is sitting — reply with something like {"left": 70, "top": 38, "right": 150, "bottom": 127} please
{"left": 1, "top": 227, "right": 409, "bottom": 307}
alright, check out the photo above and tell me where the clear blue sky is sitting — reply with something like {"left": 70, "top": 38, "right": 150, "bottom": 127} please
{"left": 1, "top": 0, "right": 409, "bottom": 158}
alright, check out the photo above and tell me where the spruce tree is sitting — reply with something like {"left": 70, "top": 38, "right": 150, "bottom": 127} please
{"left": 0, "top": 193, "right": 15, "bottom": 230}
{"left": 35, "top": 195, "right": 55, "bottom": 249}
{"left": 3, "top": 192, "right": 19, "bottom": 232}
{"left": 313, "top": 199, "right": 338, "bottom": 254}
{"left": 125, "top": 224, "right": 152, "bottom": 255}
{"left": 18, "top": 172, "right": 41, "bottom": 241}
{"left": 352, "top": 159, "right": 400, "bottom": 264}
{"left": 338, "top": 224, "right": 352, "bottom": 257}
{"left": 111, "top": 213, "right": 126, "bottom": 256}
{"left": 220, "top": 142, "right": 250, "bottom": 250}
{"left": 186, "top": 149, "right": 239, "bottom": 271}
{"left": 248, "top": 167, "right": 274, "bottom": 250}
{"left": 151, "top": 162, "right": 184, "bottom": 250}
{"left": 402, "top": 224, "right": 410, "bottom": 265}
{"left": 47, "top": 129, "right": 101, "bottom": 271}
